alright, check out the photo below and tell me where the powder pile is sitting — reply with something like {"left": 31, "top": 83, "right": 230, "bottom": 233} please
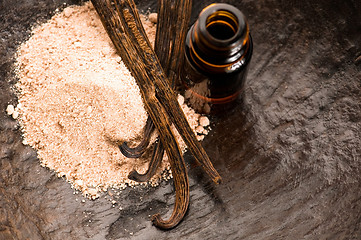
{"left": 14, "top": 2, "right": 210, "bottom": 199}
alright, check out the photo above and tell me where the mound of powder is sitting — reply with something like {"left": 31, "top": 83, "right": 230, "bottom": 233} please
{"left": 14, "top": 2, "right": 210, "bottom": 199}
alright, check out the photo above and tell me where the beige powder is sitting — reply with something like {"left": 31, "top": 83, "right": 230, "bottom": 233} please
{"left": 14, "top": 2, "right": 210, "bottom": 199}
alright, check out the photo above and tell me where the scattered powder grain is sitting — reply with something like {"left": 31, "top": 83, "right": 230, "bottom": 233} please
{"left": 14, "top": 2, "right": 210, "bottom": 199}
{"left": 6, "top": 104, "right": 15, "bottom": 115}
{"left": 148, "top": 13, "right": 158, "bottom": 24}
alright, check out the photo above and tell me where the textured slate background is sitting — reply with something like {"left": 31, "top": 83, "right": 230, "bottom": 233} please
{"left": 1, "top": 0, "right": 361, "bottom": 239}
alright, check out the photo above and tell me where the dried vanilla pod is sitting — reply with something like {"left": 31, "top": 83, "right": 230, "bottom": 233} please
{"left": 91, "top": 0, "right": 189, "bottom": 229}
{"left": 123, "top": 0, "right": 192, "bottom": 182}
{"left": 119, "top": 117, "right": 154, "bottom": 158}
{"left": 128, "top": 139, "right": 164, "bottom": 182}
{"left": 91, "top": 0, "right": 221, "bottom": 229}
{"left": 91, "top": 0, "right": 221, "bottom": 183}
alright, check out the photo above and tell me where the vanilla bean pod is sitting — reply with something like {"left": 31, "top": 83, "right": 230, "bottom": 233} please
{"left": 128, "top": 139, "right": 164, "bottom": 182}
{"left": 123, "top": 0, "right": 192, "bottom": 182}
{"left": 91, "top": 0, "right": 221, "bottom": 228}
{"left": 97, "top": 0, "right": 221, "bottom": 183}
{"left": 155, "top": 0, "right": 188, "bottom": 87}
{"left": 126, "top": 0, "right": 222, "bottom": 184}
{"left": 119, "top": 117, "right": 154, "bottom": 158}
{"left": 91, "top": 0, "right": 189, "bottom": 229}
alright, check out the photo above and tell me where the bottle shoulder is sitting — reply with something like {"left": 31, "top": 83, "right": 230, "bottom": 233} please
{"left": 184, "top": 35, "right": 253, "bottom": 76}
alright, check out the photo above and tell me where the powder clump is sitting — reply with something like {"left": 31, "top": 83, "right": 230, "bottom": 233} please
{"left": 15, "top": 2, "right": 210, "bottom": 199}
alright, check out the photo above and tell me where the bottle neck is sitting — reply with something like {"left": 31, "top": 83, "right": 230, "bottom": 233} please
{"left": 186, "top": 3, "right": 251, "bottom": 74}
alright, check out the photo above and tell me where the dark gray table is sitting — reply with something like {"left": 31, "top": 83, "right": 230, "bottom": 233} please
{"left": 1, "top": 0, "right": 361, "bottom": 239}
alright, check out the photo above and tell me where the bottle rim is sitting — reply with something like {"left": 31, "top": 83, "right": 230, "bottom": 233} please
{"left": 197, "top": 3, "right": 248, "bottom": 49}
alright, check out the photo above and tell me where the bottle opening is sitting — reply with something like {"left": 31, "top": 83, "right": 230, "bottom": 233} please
{"left": 206, "top": 10, "right": 238, "bottom": 41}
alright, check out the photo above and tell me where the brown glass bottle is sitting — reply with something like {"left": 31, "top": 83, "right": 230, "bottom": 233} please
{"left": 181, "top": 3, "right": 253, "bottom": 114}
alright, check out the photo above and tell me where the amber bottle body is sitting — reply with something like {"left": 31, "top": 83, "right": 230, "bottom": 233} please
{"left": 181, "top": 3, "right": 253, "bottom": 114}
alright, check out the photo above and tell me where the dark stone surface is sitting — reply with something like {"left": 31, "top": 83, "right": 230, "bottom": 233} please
{"left": 1, "top": 0, "right": 361, "bottom": 239}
